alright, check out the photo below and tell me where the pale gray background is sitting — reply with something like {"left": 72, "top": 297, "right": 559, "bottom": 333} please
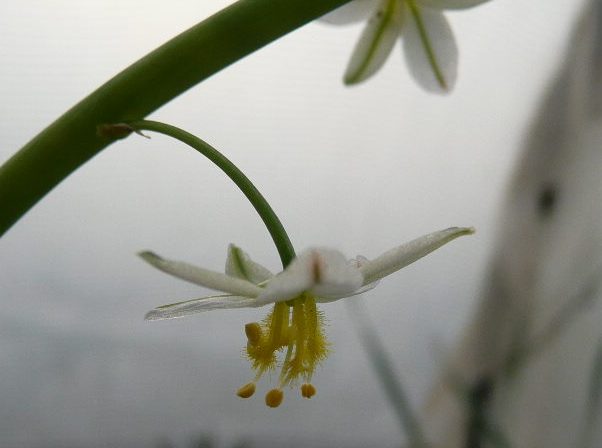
{"left": 0, "top": 1, "right": 586, "bottom": 446}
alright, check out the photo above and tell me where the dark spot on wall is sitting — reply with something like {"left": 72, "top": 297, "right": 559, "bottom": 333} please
{"left": 537, "top": 184, "right": 558, "bottom": 218}
{"left": 465, "top": 376, "right": 495, "bottom": 448}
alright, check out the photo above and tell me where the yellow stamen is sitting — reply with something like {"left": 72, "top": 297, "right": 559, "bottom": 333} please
{"left": 265, "top": 388, "right": 284, "bottom": 408}
{"left": 245, "top": 303, "right": 289, "bottom": 376}
{"left": 236, "top": 382, "right": 256, "bottom": 399}
{"left": 243, "top": 294, "right": 328, "bottom": 405}
{"left": 245, "top": 322, "right": 262, "bottom": 346}
{"left": 301, "top": 383, "right": 316, "bottom": 399}
{"left": 270, "top": 302, "right": 290, "bottom": 348}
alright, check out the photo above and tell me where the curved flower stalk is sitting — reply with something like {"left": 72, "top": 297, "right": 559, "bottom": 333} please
{"left": 140, "top": 226, "right": 474, "bottom": 407}
{"left": 322, "top": 0, "right": 491, "bottom": 92}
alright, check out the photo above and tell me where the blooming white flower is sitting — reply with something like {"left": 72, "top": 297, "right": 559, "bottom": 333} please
{"left": 322, "top": 0, "right": 491, "bottom": 92}
{"left": 140, "top": 226, "right": 473, "bottom": 406}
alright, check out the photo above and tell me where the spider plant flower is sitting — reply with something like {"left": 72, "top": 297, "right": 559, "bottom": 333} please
{"left": 140, "top": 226, "right": 473, "bottom": 407}
{"left": 321, "top": 0, "right": 491, "bottom": 92}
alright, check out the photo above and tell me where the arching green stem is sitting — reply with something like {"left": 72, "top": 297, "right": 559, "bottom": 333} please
{"left": 127, "top": 120, "right": 295, "bottom": 268}
{"left": 0, "top": 0, "right": 353, "bottom": 238}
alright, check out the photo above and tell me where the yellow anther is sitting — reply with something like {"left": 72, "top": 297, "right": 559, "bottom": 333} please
{"left": 265, "top": 388, "right": 284, "bottom": 408}
{"left": 300, "top": 383, "right": 316, "bottom": 399}
{"left": 245, "top": 322, "right": 262, "bottom": 346}
{"left": 236, "top": 382, "right": 256, "bottom": 399}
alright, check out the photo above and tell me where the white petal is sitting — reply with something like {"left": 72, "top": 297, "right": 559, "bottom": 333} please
{"left": 145, "top": 294, "right": 260, "bottom": 321}
{"left": 138, "top": 251, "right": 262, "bottom": 297}
{"left": 311, "top": 248, "right": 365, "bottom": 298}
{"left": 418, "top": 0, "right": 491, "bottom": 10}
{"left": 349, "top": 255, "right": 381, "bottom": 291}
{"left": 257, "top": 248, "right": 364, "bottom": 305}
{"left": 225, "top": 244, "right": 273, "bottom": 284}
{"left": 344, "top": 0, "right": 404, "bottom": 85}
{"left": 320, "top": 0, "right": 378, "bottom": 25}
{"left": 316, "top": 256, "right": 379, "bottom": 303}
{"left": 359, "top": 227, "right": 475, "bottom": 285}
{"left": 402, "top": 5, "right": 457, "bottom": 93}
{"left": 316, "top": 282, "right": 380, "bottom": 303}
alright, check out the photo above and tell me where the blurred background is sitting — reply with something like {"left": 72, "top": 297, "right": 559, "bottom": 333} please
{"left": 0, "top": 1, "right": 587, "bottom": 446}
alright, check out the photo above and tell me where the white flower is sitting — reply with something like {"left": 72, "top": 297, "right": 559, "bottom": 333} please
{"left": 322, "top": 0, "right": 491, "bottom": 92}
{"left": 139, "top": 226, "right": 473, "bottom": 406}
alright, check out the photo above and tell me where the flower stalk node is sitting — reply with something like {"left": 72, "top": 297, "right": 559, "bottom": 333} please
{"left": 96, "top": 123, "right": 135, "bottom": 140}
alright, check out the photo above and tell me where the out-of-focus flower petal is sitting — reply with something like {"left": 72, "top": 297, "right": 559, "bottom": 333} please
{"left": 419, "top": 0, "right": 492, "bottom": 10}
{"left": 344, "top": 0, "right": 404, "bottom": 84}
{"left": 320, "top": 0, "right": 378, "bottom": 25}
{"left": 402, "top": 5, "right": 458, "bottom": 93}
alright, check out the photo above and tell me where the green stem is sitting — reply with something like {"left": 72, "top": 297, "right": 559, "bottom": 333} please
{"left": 0, "top": 0, "right": 352, "bottom": 238}
{"left": 347, "top": 298, "right": 428, "bottom": 448}
{"left": 128, "top": 120, "right": 295, "bottom": 268}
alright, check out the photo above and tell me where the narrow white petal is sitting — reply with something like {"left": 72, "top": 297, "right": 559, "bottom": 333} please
{"left": 256, "top": 254, "right": 315, "bottom": 305}
{"left": 256, "top": 270, "right": 311, "bottom": 305}
{"left": 402, "top": 5, "right": 457, "bottom": 93}
{"left": 359, "top": 227, "right": 475, "bottom": 285}
{"left": 225, "top": 244, "right": 273, "bottom": 284}
{"left": 145, "top": 294, "right": 260, "bottom": 321}
{"left": 344, "top": 0, "right": 403, "bottom": 85}
{"left": 419, "top": 0, "right": 491, "bottom": 10}
{"left": 139, "top": 251, "right": 262, "bottom": 297}
{"left": 320, "top": 0, "right": 378, "bottom": 25}
{"left": 257, "top": 248, "right": 364, "bottom": 305}
{"left": 316, "top": 282, "right": 380, "bottom": 303}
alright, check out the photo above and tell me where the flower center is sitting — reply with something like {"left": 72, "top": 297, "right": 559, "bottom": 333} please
{"left": 236, "top": 293, "right": 328, "bottom": 407}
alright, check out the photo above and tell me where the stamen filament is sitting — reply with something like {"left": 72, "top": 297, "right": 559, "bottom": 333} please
{"left": 243, "top": 294, "right": 329, "bottom": 405}
{"left": 279, "top": 343, "right": 295, "bottom": 388}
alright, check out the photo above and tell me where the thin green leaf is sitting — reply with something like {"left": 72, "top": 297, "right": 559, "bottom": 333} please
{"left": 347, "top": 297, "right": 428, "bottom": 447}
{"left": 0, "top": 0, "right": 354, "bottom": 238}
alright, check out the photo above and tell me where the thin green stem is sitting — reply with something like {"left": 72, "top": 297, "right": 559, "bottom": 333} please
{"left": 128, "top": 120, "right": 295, "bottom": 268}
{"left": 0, "top": 0, "right": 352, "bottom": 238}
{"left": 406, "top": 0, "right": 447, "bottom": 90}
{"left": 347, "top": 298, "right": 428, "bottom": 448}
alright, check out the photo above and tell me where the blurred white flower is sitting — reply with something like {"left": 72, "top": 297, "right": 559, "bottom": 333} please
{"left": 322, "top": 0, "right": 490, "bottom": 92}
{"left": 140, "top": 226, "right": 473, "bottom": 407}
